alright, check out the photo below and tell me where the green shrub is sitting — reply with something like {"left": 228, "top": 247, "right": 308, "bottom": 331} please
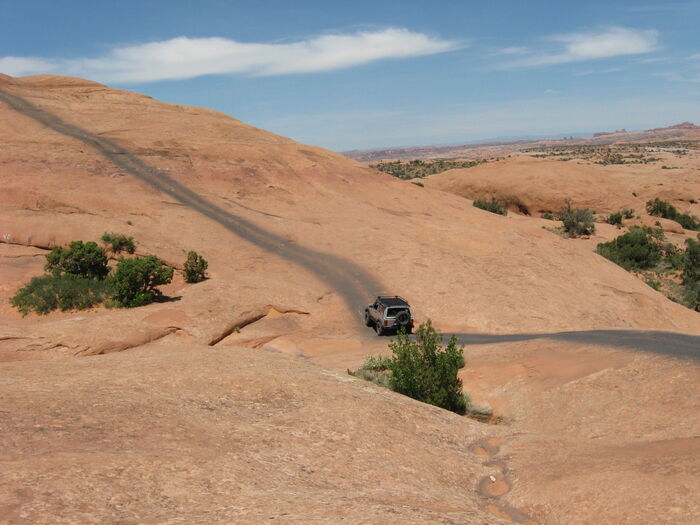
{"left": 111, "top": 255, "right": 174, "bottom": 307}
{"left": 10, "top": 275, "right": 111, "bottom": 316}
{"left": 682, "top": 238, "right": 700, "bottom": 285}
{"left": 561, "top": 207, "right": 596, "bottom": 236}
{"left": 387, "top": 320, "right": 469, "bottom": 415}
{"left": 45, "top": 241, "right": 109, "bottom": 280}
{"left": 541, "top": 212, "right": 554, "bottom": 220}
{"left": 675, "top": 213, "right": 700, "bottom": 231}
{"left": 596, "top": 228, "right": 661, "bottom": 270}
{"left": 183, "top": 251, "right": 208, "bottom": 283}
{"left": 622, "top": 208, "right": 635, "bottom": 219}
{"left": 473, "top": 198, "right": 507, "bottom": 216}
{"left": 101, "top": 232, "right": 136, "bottom": 254}
{"left": 645, "top": 199, "right": 700, "bottom": 230}
{"left": 684, "top": 281, "right": 700, "bottom": 311}
{"left": 607, "top": 211, "right": 623, "bottom": 226}
{"left": 348, "top": 354, "right": 392, "bottom": 388}
{"left": 646, "top": 198, "right": 677, "bottom": 219}
{"left": 682, "top": 239, "right": 700, "bottom": 309}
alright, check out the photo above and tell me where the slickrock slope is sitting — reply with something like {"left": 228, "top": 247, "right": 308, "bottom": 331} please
{"left": 0, "top": 342, "right": 507, "bottom": 524}
{"left": 2, "top": 74, "right": 698, "bottom": 348}
{"left": 1, "top": 75, "right": 699, "bottom": 524}
{"left": 423, "top": 155, "right": 700, "bottom": 218}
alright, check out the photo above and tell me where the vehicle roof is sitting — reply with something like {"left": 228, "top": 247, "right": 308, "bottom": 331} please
{"left": 377, "top": 296, "right": 410, "bottom": 307}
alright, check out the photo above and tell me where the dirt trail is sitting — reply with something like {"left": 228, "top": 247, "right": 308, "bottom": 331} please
{"left": 0, "top": 88, "right": 383, "bottom": 316}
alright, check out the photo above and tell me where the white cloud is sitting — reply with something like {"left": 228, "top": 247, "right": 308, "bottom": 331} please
{"left": 0, "top": 29, "right": 460, "bottom": 83}
{"left": 502, "top": 27, "right": 659, "bottom": 68}
{"left": 498, "top": 46, "right": 530, "bottom": 55}
{"left": 544, "top": 89, "right": 560, "bottom": 94}
{"left": 0, "top": 56, "right": 59, "bottom": 76}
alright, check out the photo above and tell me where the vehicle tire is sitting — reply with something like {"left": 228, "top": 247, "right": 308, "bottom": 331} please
{"left": 396, "top": 311, "right": 411, "bottom": 330}
{"left": 364, "top": 310, "right": 372, "bottom": 327}
{"left": 375, "top": 322, "right": 384, "bottom": 336}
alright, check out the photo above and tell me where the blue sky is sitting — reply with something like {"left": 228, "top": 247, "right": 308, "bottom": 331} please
{"left": 1, "top": 0, "right": 699, "bottom": 151}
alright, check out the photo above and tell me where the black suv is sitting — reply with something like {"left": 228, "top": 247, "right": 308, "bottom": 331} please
{"left": 364, "top": 296, "right": 414, "bottom": 335}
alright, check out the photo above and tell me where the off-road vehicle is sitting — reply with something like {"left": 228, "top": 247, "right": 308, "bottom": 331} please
{"left": 364, "top": 296, "right": 414, "bottom": 336}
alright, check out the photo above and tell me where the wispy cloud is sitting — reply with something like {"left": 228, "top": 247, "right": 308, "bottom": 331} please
{"left": 0, "top": 56, "right": 59, "bottom": 76}
{"left": 656, "top": 71, "right": 700, "bottom": 83}
{"left": 501, "top": 26, "right": 659, "bottom": 68}
{"left": 574, "top": 67, "right": 623, "bottom": 76}
{"left": 498, "top": 46, "right": 530, "bottom": 55}
{"left": 0, "top": 28, "right": 461, "bottom": 83}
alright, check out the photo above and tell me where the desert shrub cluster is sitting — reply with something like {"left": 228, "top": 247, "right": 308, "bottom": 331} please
{"left": 596, "top": 228, "right": 661, "bottom": 270}
{"left": 350, "top": 320, "right": 469, "bottom": 415}
{"left": 45, "top": 241, "right": 109, "bottom": 280}
{"left": 110, "top": 255, "right": 174, "bottom": 308}
{"left": 597, "top": 228, "right": 700, "bottom": 311}
{"left": 10, "top": 275, "right": 112, "bottom": 316}
{"left": 606, "top": 208, "right": 634, "bottom": 227}
{"left": 682, "top": 238, "right": 700, "bottom": 310}
{"left": 560, "top": 207, "right": 596, "bottom": 236}
{"left": 101, "top": 232, "right": 136, "bottom": 254}
{"left": 11, "top": 233, "right": 209, "bottom": 315}
{"left": 646, "top": 198, "right": 700, "bottom": 231}
{"left": 473, "top": 198, "right": 507, "bottom": 216}
{"left": 183, "top": 251, "right": 208, "bottom": 283}
{"left": 606, "top": 211, "right": 623, "bottom": 226}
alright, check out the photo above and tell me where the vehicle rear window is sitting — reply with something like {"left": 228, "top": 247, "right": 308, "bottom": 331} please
{"left": 386, "top": 307, "right": 408, "bottom": 318}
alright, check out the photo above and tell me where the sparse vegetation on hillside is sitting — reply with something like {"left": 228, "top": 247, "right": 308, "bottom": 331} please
{"left": 371, "top": 158, "right": 486, "bottom": 180}
{"left": 12, "top": 241, "right": 111, "bottom": 315}
{"left": 597, "top": 229, "right": 700, "bottom": 311}
{"left": 350, "top": 320, "right": 469, "bottom": 415}
{"left": 349, "top": 354, "right": 392, "bottom": 388}
{"left": 606, "top": 208, "right": 635, "bottom": 227}
{"left": 523, "top": 142, "right": 693, "bottom": 164}
{"left": 101, "top": 232, "right": 136, "bottom": 254}
{"left": 184, "top": 251, "right": 208, "bottom": 283}
{"left": 10, "top": 236, "right": 183, "bottom": 315}
{"left": 646, "top": 198, "right": 700, "bottom": 231}
{"left": 473, "top": 198, "right": 507, "bottom": 216}
{"left": 560, "top": 207, "right": 596, "bottom": 237}
{"left": 111, "top": 255, "right": 174, "bottom": 308}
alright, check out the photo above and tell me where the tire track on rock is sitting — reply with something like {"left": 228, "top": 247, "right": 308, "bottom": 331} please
{"left": 0, "top": 88, "right": 383, "bottom": 317}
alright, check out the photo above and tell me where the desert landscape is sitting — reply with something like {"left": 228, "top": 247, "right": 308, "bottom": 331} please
{"left": 1, "top": 73, "right": 699, "bottom": 525}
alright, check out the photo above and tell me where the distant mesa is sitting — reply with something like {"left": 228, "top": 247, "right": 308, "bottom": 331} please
{"left": 593, "top": 129, "right": 627, "bottom": 137}
{"left": 345, "top": 122, "right": 700, "bottom": 162}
